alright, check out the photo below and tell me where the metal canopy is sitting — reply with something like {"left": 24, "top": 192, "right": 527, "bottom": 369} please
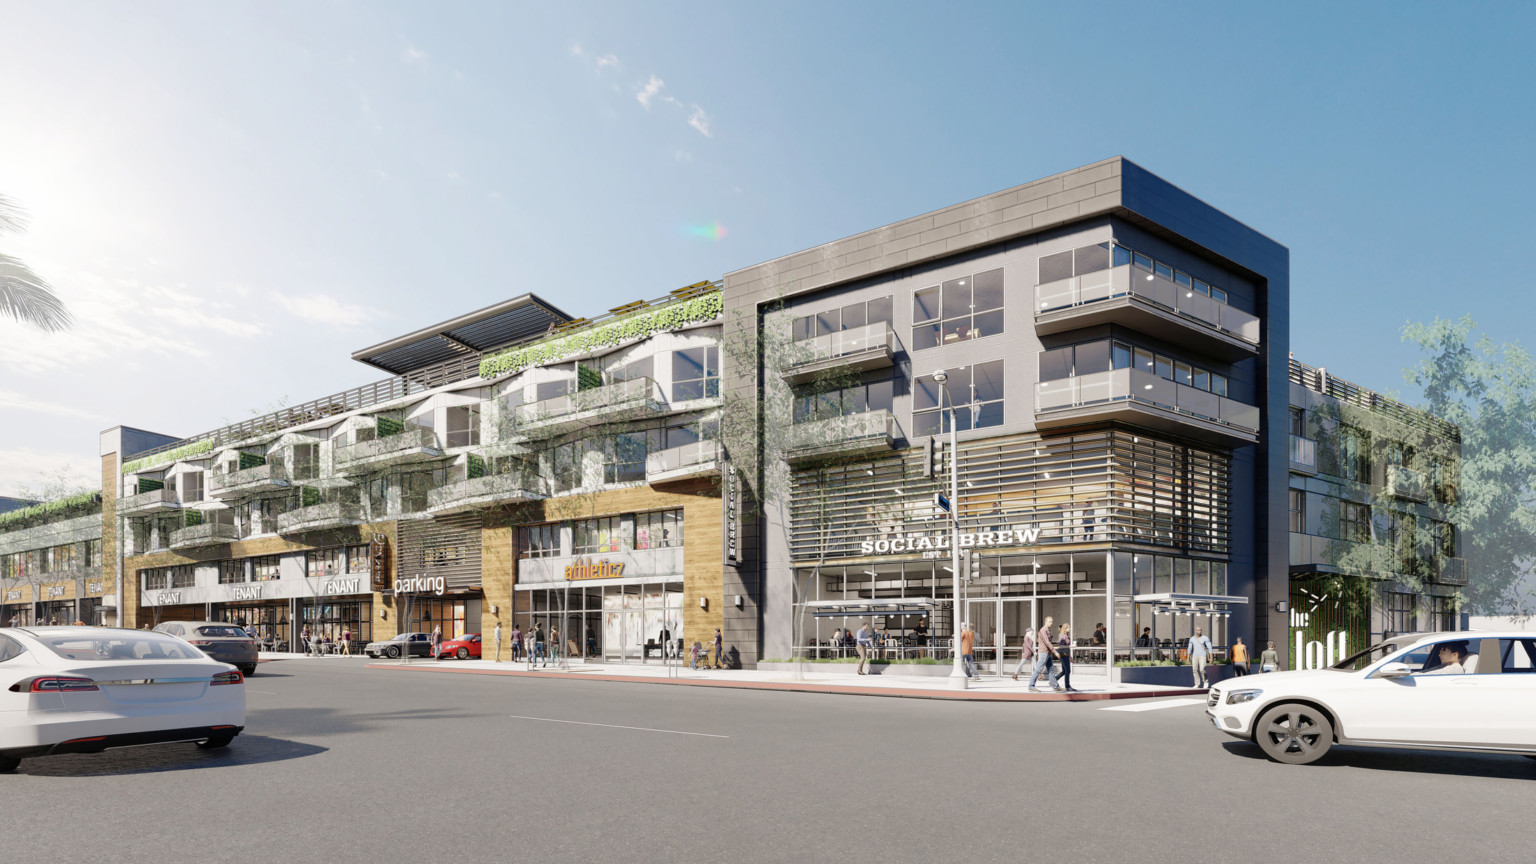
{"left": 806, "top": 598, "right": 943, "bottom": 618}
{"left": 351, "top": 293, "right": 574, "bottom": 376}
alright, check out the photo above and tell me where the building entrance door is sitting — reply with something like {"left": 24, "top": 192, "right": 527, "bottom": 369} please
{"left": 968, "top": 598, "right": 1035, "bottom": 675}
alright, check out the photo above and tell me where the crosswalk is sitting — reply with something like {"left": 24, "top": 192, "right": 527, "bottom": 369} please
{"left": 1098, "top": 697, "right": 1208, "bottom": 712}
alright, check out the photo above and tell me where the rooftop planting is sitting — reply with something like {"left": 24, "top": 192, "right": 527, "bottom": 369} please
{"left": 121, "top": 439, "right": 215, "bottom": 475}
{"left": 0, "top": 491, "right": 102, "bottom": 531}
{"left": 478, "top": 291, "right": 722, "bottom": 380}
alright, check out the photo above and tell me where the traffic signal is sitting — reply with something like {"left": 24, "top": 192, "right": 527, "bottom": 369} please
{"left": 965, "top": 549, "right": 982, "bottom": 582}
{"left": 923, "top": 436, "right": 944, "bottom": 477}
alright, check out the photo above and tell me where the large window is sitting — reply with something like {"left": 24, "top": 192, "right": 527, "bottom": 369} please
{"left": 521, "top": 523, "right": 561, "bottom": 559}
{"left": 574, "top": 516, "right": 630, "bottom": 555}
{"left": 84, "top": 538, "right": 102, "bottom": 568}
{"left": 602, "top": 432, "right": 649, "bottom": 484}
{"left": 912, "top": 360, "right": 1004, "bottom": 437}
{"left": 143, "top": 564, "right": 195, "bottom": 591}
{"left": 1289, "top": 407, "right": 1305, "bottom": 437}
{"left": 219, "top": 560, "right": 246, "bottom": 584}
{"left": 1388, "top": 592, "right": 1416, "bottom": 633}
{"left": 308, "top": 548, "right": 343, "bottom": 579}
{"left": 792, "top": 296, "right": 894, "bottom": 341}
{"left": 291, "top": 443, "right": 319, "bottom": 481}
{"left": 912, "top": 269, "right": 1004, "bottom": 351}
{"left": 671, "top": 346, "right": 720, "bottom": 401}
{"left": 1288, "top": 489, "right": 1305, "bottom": 534}
{"left": 1338, "top": 426, "right": 1371, "bottom": 484}
{"left": 608, "top": 355, "right": 653, "bottom": 385}
{"left": 1341, "top": 500, "right": 1371, "bottom": 543}
{"left": 252, "top": 555, "right": 282, "bottom": 582}
{"left": 181, "top": 471, "right": 204, "bottom": 503}
{"left": 791, "top": 373, "right": 895, "bottom": 424}
{"left": 446, "top": 405, "right": 481, "bottom": 448}
{"left": 635, "top": 510, "right": 684, "bottom": 550}
{"left": 1039, "top": 338, "right": 1228, "bottom": 396}
{"left": 346, "top": 544, "right": 370, "bottom": 574}
{"left": 1429, "top": 595, "right": 1457, "bottom": 631}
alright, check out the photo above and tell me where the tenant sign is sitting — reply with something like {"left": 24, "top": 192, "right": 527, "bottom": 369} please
{"left": 564, "top": 558, "right": 625, "bottom": 581}
{"left": 858, "top": 528, "right": 1042, "bottom": 557}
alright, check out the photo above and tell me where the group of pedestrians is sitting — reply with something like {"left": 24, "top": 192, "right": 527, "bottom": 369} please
{"left": 1004, "top": 616, "right": 1080, "bottom": 692}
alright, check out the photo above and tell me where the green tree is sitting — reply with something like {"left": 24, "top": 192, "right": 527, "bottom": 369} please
{"left": 1403, "top": 316, "right": 1536, "bottom": 615}
{"left": 0, "top": 194, "right": 71, "bottom": 332}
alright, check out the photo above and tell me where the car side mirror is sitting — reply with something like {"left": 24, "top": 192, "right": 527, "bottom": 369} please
{"left": 1376, "top": 662, "right": 1413, "bottom": 679}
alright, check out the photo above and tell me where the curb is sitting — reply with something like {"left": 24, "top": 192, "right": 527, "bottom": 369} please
{"left": 364, "top": 663, "right": 1209, "bottom": 703}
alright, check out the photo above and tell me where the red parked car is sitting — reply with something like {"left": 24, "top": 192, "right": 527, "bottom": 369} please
{"left": 436, "top": 633, "right": 481, "bottom": 660}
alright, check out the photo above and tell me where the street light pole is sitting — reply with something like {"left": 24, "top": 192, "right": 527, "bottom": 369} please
{"left": 933, "top": 370, "right": 966, "bottom": 690}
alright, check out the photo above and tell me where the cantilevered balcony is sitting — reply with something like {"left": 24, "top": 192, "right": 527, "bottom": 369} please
{"left": 780, "top": 321, "right": 897, "bottom": 385}
{"left": 1386, "top": 465, "right": 1430, "bottom": 503}
{"left": 209, "top": 458, "right": 291, "bottom": 499}
{"left": 168, "top": 521, "right": 240, "bottom": 550}
{"left": 426, "top": 472, "right": 544, "bottom": 516}
{"left": 783, "top": 410, "right": 896, "bottom": 465}
{"left": 646, "top": 440, "right": 722, "bottom": 484}
{"left": 510, "top": 377, "right": 667, "bottom": 440}
{"left": 332, "top": 427, "right": 445, "bottom": 475}
{"left": 1034, "top": 264, "right": 1260, "bottom": 361}
{"left": 277, "top": 502, "right": 364, "bottom": 535}
{"left": 1035, "top": 369, "right": 1260, "bottom": 447}
{"left": 1434, "top": 557, "right": 1468, "bottom": 586}
{"left": 117, "top": 487, "right": 181, "bottom": 516}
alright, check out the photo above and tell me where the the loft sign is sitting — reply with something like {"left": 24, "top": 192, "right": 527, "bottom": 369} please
{"left": 564, "top": 558, "right": 625, "bottom": 581}
{"left": 859, "top": 528, "right": 1042, "bottom": 557}
{"left": 723, "top": 462, "right": 740, "bottom": 565}
{"left": 369, "top": 533, "right": 389, "bottom": 590}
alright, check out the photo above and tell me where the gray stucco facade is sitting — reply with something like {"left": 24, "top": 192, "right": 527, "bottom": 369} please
{"left": 722, "top": 157, "right": 1290, "bottom": 667}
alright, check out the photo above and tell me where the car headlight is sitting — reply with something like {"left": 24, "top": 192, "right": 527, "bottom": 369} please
{"left": 1225, "top": 688, "right": 1262, "bottom": 705}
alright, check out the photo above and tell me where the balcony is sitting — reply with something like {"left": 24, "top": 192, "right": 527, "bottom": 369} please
{"left": 333, "top": 427, "right": 445, "bottom": 475}
{"left": 1434, "top": 557, "right": 1468, "bottom": 586}
{"left": 510, "top": 377, "right": 667, "bottom": 440}
{"left": 1289, "top": 435, "right": 1318, "bottom": 475}
{"left": 277, "top": 502, "right": 364, "bottom": 535}
{"left": 780, "top": 321, "right": 897, "bottom": 385}
{"left": 1386, "top": 465, "right": 1430, "bottom": 503}
{"left": 783, "top": 410, "right": 896, "bottom": 465}
{"left": 426, "top": 472, "right": 544, "bottom": 516}
{"left": 209, "top": 459, "right": 291, "bottom": 499}
{"left": 1034, "top": 264, "right": 1261, "bottom": 361}
{"left": 1035, "top": 368, "right": 1260, "bottom": 447}
{"left": 117, "top": 487, "right": 181, "bottom": 516}
{"left": 646, "top": 440, "right": 722, "bottom": 484}
{"left": 168, "top": 521, "right": 240, "bottom": 551}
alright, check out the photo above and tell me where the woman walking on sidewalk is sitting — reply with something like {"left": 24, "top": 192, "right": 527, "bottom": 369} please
{"left": 1011, "top": 628, "right": 1036, "bottom": 681}
{"left": 1057, "top": 622, "right": 1078, "bottom": 692}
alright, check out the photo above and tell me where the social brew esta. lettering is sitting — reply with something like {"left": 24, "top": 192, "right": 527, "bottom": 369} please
{"left": 393, "top": 574, "right": 446, "bottom": 596}
{"left": 857, "top": 528, "right": 1042, "bottom": 556}
{"left": 563, "top": 558, "right": 625, "bottom": 581}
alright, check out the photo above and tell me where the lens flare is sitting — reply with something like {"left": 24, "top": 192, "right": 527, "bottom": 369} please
{"left": 684, "top": 222, "right": 728, "bottom": 241}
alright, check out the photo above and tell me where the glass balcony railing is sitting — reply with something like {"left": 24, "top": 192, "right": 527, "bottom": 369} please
{"left": 510, "top": 377, "right": 667, "bottom": 438}
{"left": 1036, "top": 368, "right": 1260, "bottom": 435}
{"left": 780, "top": 321, "right": 897, "bottom": 382}
{"left": 1435, "top": 557, "right": 1468, "bottom": 586}
{"left": 646, "top": 440, "right": 722, "bottom": 481}
{"left": 332, "top": 427, "right": 442, "bottom": 473}
{"left": 209, "top": 458, "right": 290, "bottom": 498}
{"left": 169, "top": 521, "right": 240, "bottom": 550}
{"left": 1035, "top": 263, "right": 1260, "bottom": 346}
{"left": 783, "top": 410, "right": 897, "bottom": 464}
{"left": 1289, "top": 435, "right": 1317, "bottom": 472}
{"left": 1386, "top": 465, "right": 1430, "bottom": 503}
{"left": 427, "top": 472, "right": 543, "bottom": 515}
{"left": 117, "top": 487, "right": 181, "bottom": 515}
{"left": 276, "top": 502, "right": 364, "bottom": 535}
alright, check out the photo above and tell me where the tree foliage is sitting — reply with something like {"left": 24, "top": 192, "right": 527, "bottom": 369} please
{"left": 0, "top": 193, "right": 71, "bottom": 332}
{"left": 1403, "top": 316, "right": 1536, "bottom": 615}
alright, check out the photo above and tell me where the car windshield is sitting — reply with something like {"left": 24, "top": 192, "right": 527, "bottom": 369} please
{"left": 38, "top": 630, "right": 209, "bottom": 662}
{"left": 194, "top": 626, "right": 249, "bottom": 638}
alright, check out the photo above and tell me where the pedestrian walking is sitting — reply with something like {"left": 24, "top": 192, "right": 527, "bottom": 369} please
{"left": 960, "top": 622, "right": 979, "bottom": 679}
{"left": 534, "top": 625, "right": 547, "bottom": 666}
{"left": 550, "top": 627, "right": 561, "bottom": 664}
{"left": 1057, "top": 622, "right": 1078, "bottom": 692}
{"left": 301, "top": 626, "right": 314, "bottom": 655}
{"left": 1188, "top": 626, "right": 1214, "bottom": 688}
{"left": 431, "top": 625, "right": 442, "bottom": 658}
{"left": 1259, "top": 641, "right": 1280, "bottom": 673}
{"left": 493, "top": 622, "right": 503, "bottom": 662}
{"left": 689, "top": 639, "right": 703, "bottom": 670}
{"left": 510, "top": 624, "right": 522, "bottom": 662}
{"left": 341, "top": 628, "right": 351, "bottom": 656}
{"left": 586, "top": 630, "right": 597, "bottom": 658}
{"left": 855, "top": 622, "right": 873, "bottom": 675}
{"left": 1027, "top": 617, "right": 1063, "bottom": 692}
{"left": 1230, "top": 637, "right": 1250, "bottom": 676}
{"left": 1010, "top": 628, "right": 1036, "bottom": 681}
{"left": 712, "top": 627, "right": 724, "bottom": 669}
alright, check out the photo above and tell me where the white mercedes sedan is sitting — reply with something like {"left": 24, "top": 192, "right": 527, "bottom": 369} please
{"left": 0, "top": 627, "right": 245, "bottom": 773}
{"left": 1208, "top": 631, "right": 1536, "bottom": 765}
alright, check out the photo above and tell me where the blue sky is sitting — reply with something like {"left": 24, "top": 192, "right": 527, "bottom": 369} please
{"left": 1, "top": 0, "right": 1533, "bottom": 495}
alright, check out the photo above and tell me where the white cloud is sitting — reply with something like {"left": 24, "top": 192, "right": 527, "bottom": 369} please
{"left": 402, "top": 46, "right": 429, "bottom": 65}
{"left": 571, "top": 43, "right": 583, "bottom": 56}
{"left": 636, "top": 75, "right": 665, "bottom": 109}
{"left": 687, "top": 105, "right": 712, "bottom": 138}
{"left": 673, "top": 149, "right": 693, "bottom": 163}
{"left": 271, "top": 292, "right": 379, "bottom": 327}
{"left": 0, "top": 390, "right": 107, "bottom": 422}
{"left": 447, "top": 171, "right": 461, "bottom": 182}
{"left": 596, "top": 53, "right": 619, "bottom": 71}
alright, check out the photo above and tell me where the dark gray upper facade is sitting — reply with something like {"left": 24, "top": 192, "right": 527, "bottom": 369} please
{"left": 722, "top": 157, "right": 1290, "bottom": 666}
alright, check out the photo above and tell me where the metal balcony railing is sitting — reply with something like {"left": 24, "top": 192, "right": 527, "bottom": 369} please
{"left": 1036, "top": 369, "right": 1261, "bottom": 433}
{"left": 169, "top": 522, "right": 240, "bottom": 550}
{"left": 1035, "top": 263, "right": 1261, "bottom": 345}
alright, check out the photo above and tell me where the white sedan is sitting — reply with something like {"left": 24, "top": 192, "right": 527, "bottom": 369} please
{"left": 0, "top": 627, "right": 246, "bottom": 773}
{"left": 1208, "top": 630, "right": 1536, "bottom": 764}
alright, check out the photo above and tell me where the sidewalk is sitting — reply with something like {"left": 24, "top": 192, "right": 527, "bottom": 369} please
{"left": 363, "top": 657, "right": 1209, "bottom": 702}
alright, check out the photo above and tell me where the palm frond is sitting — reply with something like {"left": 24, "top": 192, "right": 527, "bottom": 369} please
{"left": 0, "top": 193, "right": 28, "bottom": 235}
{"left": 0, "top": 253, "right": 73, "bottom": 332}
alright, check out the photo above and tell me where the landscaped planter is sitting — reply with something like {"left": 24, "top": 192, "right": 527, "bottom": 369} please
{"left": 1115, "top": 664, "right": 1233, "bottom": 687}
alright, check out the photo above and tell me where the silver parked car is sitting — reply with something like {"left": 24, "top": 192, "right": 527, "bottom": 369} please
{"left": 153, "top": 621, "right": 259, "bottom": 676}
{"left": 363, "top": 632, "right": 433, "bottom": 659}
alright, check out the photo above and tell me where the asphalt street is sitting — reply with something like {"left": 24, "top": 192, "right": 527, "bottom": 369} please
{"left": 4, "top": 658, "right": 1533, "bottom": 864}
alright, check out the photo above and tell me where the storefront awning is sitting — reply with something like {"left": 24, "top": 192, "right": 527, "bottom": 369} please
{"left": 805, "top": 598, "right": 943, "bottom": 618}
{"left": 1133, "top": 592, "right": 1248, "bottom": 617}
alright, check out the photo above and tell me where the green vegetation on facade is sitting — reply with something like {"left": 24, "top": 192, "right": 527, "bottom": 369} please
{"left": 477, "top": 292, "right": 723, "bottom": 380}
{"left": 0, "top": 491, "right": 101, "bottom": 530}
{"left": 121, "top": 439, "right": 214, "bottom": 474}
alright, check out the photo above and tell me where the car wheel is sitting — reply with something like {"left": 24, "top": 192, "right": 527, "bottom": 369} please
{"left": 1255, "top": 703, "right": 1334, "bottom": 765}
{"left": 457, "top": 647, "right": 470, "bottom": 660}
{"left": 241, "top": 665, "right": 257, "bottom": 677}
{"left": 197, "top": 735, "right": 234, "bottom": 750}
{"left": 0, "top": 756, "right": 19, "bottom": 774}
{"left": 386, "top": 646, "right": 401, "bottom": 659}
